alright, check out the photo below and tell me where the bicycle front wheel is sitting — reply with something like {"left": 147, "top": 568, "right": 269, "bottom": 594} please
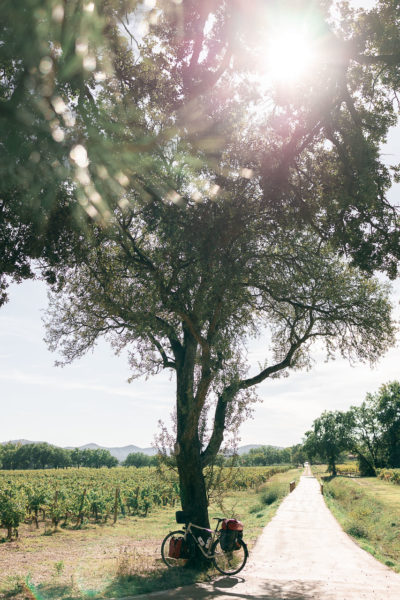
{"left": 212, "top": 538, "right": 248, "bottom": 575}
{"left": 161, "top": 530, "right": 189, "bottom": 568}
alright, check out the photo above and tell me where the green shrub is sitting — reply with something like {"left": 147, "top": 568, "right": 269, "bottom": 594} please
{"left": 261, "top": 483, "right": 285, "bottom": 505}
{"left": 377, "top": 469, "right": 400, "bottom": 485}
{"left": 357, "top": 455, "right": 376, "bottom": 477}
{"left": 249, "top": 503, "right": 264, "bottom": 514}
{"left": 345, "top": 520, "right": 370, "bottom": 539}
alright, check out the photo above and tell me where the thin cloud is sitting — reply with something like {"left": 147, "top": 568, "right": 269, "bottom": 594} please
{"left": 0, "top": 368, "right": 161, "bottom": 400}
{"left": 0, "top": 316, "right": 43, "bottom": 343}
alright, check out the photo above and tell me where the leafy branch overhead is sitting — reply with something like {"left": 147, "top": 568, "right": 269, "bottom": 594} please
{"left": 1, "top": 0, "right": 400, "bottom": 304}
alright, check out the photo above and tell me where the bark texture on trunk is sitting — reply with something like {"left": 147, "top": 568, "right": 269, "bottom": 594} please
{"left": 177, "top": 439, "right": 210, "bottom": 529}
{"left": 173, "top": 329, "right": 214, "bottom": 567}
{"left": 176, "top": 439, "right": 211, "bottom": 568}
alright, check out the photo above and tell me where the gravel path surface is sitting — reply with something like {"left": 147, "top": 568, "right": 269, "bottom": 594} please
{"left": 134, "top": 470, "right": 400, "bottom": 599}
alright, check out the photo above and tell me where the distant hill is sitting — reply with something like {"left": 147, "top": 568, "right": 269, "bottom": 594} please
{"left": 235, "top": 444, "right": 283, "bottom": 455}
{"left": 1, "top": 440, "right": 157, "bottom": 462}
{"left": 64, "top": 443, "right": 157, "bottom": 462}
{"left": 236, "top": 444, "right": 262, "bottom": 455}
{"left": 1, "top": 438, "right": 47, "bottom": 446}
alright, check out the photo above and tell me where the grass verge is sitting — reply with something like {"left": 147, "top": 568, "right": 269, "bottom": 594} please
{"left": 322, "top": 476, "right": 400, "bottom": 573}
{"left": 0, "top": 467, "right": 301, "bottom": 599}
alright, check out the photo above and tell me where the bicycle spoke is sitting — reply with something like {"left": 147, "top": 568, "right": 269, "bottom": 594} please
{"left": 212, "top": 538, "right": 248, "bottom": 575}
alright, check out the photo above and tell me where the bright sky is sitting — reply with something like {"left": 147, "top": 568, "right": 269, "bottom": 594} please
{"left": 1, "top": 0, "right": 399, "bottom": 451}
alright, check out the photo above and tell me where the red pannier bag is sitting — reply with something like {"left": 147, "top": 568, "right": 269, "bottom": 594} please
{"left": 222, "top": 519, "right": 243, "bottom": 532}
{"left": 220, "top": 519, "right": 243, "bottom": 552}
{"left": 168, "top": 536, "right": 187, "bottom": 559}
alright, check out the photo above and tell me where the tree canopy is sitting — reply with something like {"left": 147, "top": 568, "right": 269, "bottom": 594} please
{"left": 0, "top": 442, "right": 118, "bottom": 469}
{"left": 238, "top": 446, "right": 292, "bottom": 467}
{"left": 123, "top": 452, "right": 158, "bottom": 467}
{"left": 304, "top": 411, "right": 353, "bottom": 475}
{"left": 2, "top": 0, "right": 400, "bottom": 306}
{"left": 350, "top": 380, "right": 400, "bottom": 473}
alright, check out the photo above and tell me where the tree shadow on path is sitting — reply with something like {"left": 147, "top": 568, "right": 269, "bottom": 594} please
{"left": 207, "top": 576, "right": 327, "bottom": 600}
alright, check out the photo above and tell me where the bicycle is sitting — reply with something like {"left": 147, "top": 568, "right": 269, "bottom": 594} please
{"left": 161, "top": 511, "right": 248, "bottom": 575}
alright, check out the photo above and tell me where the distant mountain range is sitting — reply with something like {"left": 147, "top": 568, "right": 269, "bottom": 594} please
{"left": 65, "top": 443, "right": 157, "bottom": 462}
{"left": 1, "top": 439, "right": 157, "bottom": 462}
{"left": 1, "top": 440, "right": 273, "bottom": 461}
{"left": 236, "top": 444, "right": 279, "bottom": 455}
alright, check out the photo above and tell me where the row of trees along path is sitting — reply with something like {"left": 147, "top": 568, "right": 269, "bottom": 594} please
{"left": 141, "top": 468, "right": 400, "bottom": 600}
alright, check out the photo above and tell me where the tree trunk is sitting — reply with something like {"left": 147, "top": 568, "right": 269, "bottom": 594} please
{"left": 176, "top": 439, "right": 210, "bottom": 569}
{"left": 174, "top": 331, "right": 213, "bottom": 569}
{"left": 177, "top": 440, "right": 210, "bottom": 528}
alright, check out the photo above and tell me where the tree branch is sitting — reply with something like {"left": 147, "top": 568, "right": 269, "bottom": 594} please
{"left": 147, "top": 333, "right": 176, "bottom": 369}
{"left": 355, "top": 53, "right": 400, "bottom": 66}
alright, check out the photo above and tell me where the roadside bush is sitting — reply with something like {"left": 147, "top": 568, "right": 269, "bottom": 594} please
{"left": 377, "top": 469, "right": 400, "bottom": 485}
{"left": 261, "top": 482, "right": 286, "bottom": 505}
{"left": 249, "top": 503, "right": 264, "bottom": 514}
{"left": 344, "top": 502, "right": 374, "bottom": 539}
{"left": 357, "top": 456, "right": 376, "bottom": 477}
{"left": 324, "top": 479, "right": 349, "bottom": 503}
{"left": 345, "top": 520, "right": 370, "bottom": 539}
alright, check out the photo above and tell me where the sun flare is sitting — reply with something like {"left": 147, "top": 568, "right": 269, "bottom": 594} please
{"left": 266, "top": 27, "right": 316, "bottom": 84}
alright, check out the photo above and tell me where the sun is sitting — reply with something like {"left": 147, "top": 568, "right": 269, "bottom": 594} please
{"left": 266, "top": 26, "right": 317, "bottom": 84}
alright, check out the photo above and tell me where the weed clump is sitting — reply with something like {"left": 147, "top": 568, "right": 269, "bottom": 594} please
{"left": 249, "top": 504, "right": 264, "bottom": 514}
{"left": 345, "top": 521, "right": 370, "bottom": 539}
{"left": 261, "top": 483, "right": 286, "bottom": 506}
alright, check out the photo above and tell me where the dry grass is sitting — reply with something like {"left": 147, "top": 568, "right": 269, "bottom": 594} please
{"left": 322, "top": 475, "right": 400, "bottom": 572}
{"left": 352, "top": 477, "right": 400, "bottom": 511}
{"left": 0, "top": 468, "right": 301, "bottom": 599}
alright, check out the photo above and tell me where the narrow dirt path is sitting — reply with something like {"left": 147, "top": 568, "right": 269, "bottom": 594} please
{"left": 136, "top": 470, "right": 400, "bottom": 599}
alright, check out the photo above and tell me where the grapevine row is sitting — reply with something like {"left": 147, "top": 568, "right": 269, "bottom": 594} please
{"left": 0, "top": 465, "right": 290, "bottom": 539}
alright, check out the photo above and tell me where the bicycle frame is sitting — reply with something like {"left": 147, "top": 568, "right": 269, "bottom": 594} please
{"left": 184, "top": 522, "right": 220, "bottom": 558}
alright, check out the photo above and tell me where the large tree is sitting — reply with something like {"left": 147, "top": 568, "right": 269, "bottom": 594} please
{"left": 374, "top": 381, "right": 400, "bottom": 468}
{"left": 45, "top": 191, "right": 395, "bottom": 533}
{"left": 347, "top": 400, "right": 384, "bottom": 475}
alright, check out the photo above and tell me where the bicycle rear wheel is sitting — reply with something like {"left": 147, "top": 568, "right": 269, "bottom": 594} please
{"left": 161, "top": 530, "right": 190, "bottom": 567}
{"left": 212, "top": 538, "right": 248, "bottom": 575}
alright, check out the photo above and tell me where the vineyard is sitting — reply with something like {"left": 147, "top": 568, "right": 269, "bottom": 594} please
{"left": 335, "top": 463, "right": 359, "bottom": 477}
{"left": 377, "top": 468, "right": 400, "bottom": 485}
{"left": 0, "top": 465, "right": 290, "bottom": 540}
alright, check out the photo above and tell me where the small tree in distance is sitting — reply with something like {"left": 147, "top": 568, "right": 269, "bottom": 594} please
{"left": 304, "top": 411, "right": 353, "bottom": 476}
{"left": 123, "top": 452, "right": 158, "bottom": 468}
